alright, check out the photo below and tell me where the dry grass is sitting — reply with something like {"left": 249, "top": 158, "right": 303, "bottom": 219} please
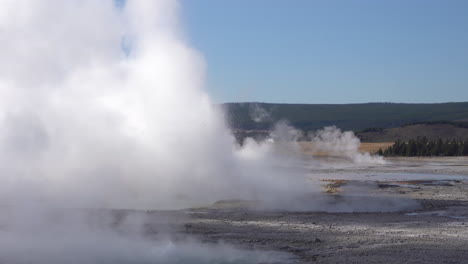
{"left": 298, "top": 142, "right": 394, "bottom": 156}
{"left": 359, "top": 142, "right": 394, "bottom": 154}
{"left": 298, "top": 142, "right": 327, "bottom": 156}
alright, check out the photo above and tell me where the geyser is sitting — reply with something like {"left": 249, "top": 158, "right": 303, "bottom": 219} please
{"left": 0, "top": 0, "right": 306, "bottom": 263}
{"left": 0, "top": 0, "right": 417, "bottom": 263}
{"left": 0, "top": 0, "right": 243, "bottom": 209}
{"left": 0, "top": 0, "right": 324, "bottom": 212}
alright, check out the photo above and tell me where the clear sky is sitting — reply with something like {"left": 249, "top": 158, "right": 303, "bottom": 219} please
{"left": 180, "top": 0, "right": 468, "bottom": 104}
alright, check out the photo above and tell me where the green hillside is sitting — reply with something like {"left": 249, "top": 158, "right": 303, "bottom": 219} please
{"left": 222, "top": 102, "right": 468, "bottom": 132}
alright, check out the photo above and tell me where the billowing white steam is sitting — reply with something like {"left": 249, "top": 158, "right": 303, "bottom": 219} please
{"left": 310, "top": 126, "right": 386, "bottom": 164}
{"left": 0, "top": 0, "right": 413, "bottom": 262}
{"left": 0, "top": 0, "right": 387, "bottom": 211}
{"left": 0, "top": 0, "right": 303, "bottom": 262}
{"left": 0, "top": 0, "right": 283, "bottom": 210}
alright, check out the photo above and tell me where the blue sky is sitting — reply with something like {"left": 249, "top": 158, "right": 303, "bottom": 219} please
{"left": 180, "top": 0, "right": 468, "bottom": 104}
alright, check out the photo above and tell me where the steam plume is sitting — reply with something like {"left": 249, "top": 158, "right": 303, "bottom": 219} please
{"left": 309, "top": 126, "right": 386, "bottom": 164}
{"left": 0, "top": 1, "right": 303, "bottom": 262}
{"left": 0, "top": 1, "right": 413, "bottom": 263}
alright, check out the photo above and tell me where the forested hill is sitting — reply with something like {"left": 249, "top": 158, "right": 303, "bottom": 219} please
{"left": 222, "top": 102, "right": 468, "bottom": 132}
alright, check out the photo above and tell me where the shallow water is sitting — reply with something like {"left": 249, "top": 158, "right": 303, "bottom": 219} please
{"left": 406, "top": 208, "right": 468, "bottom": 220}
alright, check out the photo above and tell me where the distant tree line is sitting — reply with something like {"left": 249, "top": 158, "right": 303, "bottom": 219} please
{"left": 224, "top": 102, "right": 468, "bottom": 132}
{"left": 378, "top": 137, "right": 468, "bottom": 156}
{"left": 403, "top": 120, "right": 468, "bottom": 129}
{"left": 357, "top": 127, "right": 384, "bottom": 133}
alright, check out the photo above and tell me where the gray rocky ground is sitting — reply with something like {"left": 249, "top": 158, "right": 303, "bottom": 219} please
{"left": 178, "top": 157, "right": 468, "bottom": 263}
{"left": 4, "top": 157, "right": 468, "bottom": 263}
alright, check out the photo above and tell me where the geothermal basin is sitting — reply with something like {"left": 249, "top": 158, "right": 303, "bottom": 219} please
{"left": 179, "top": 156, "right": 468, "bottom": 263}
{"left": 1, "top": 156, "right": 467, "bottom": 263}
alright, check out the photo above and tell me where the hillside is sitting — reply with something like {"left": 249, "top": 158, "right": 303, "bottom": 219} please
{"left": 356, "top": 122, "right": 468, "bottom": 142}
{"left": 223, "top": 102, "right": 468, "bottom": 132}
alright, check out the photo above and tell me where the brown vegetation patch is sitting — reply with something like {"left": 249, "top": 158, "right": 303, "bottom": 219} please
{"left": 299, "top": 142, "right": 393, "bottom": 156}
{"left": 359, "top": 142, "right": 394, "bottom": 154}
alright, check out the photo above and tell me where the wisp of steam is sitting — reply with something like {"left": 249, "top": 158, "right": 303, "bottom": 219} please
{"left": 0, "top": 0, "right": 416, "bottom": 263}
